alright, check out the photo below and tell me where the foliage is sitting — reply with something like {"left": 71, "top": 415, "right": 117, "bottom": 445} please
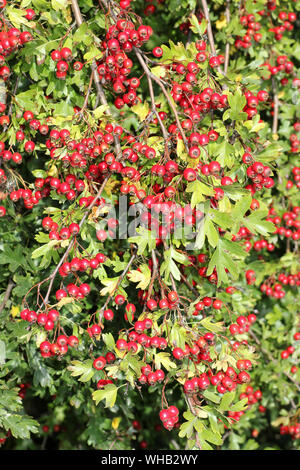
{"left": 0, "top": 0, "right": 299, "bottom": 451}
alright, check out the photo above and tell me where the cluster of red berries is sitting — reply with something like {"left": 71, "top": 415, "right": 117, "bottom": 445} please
{"left": 115, "top": 319, "right": 168, "bottom": 356}
{"left": 239, "top": 385, "right": 263, "bottom": 406}
{"left": 228, "top": 384, "right": 262, "bottom": 423}
{"left": 50, "top": 47, "right": 84, "bottom": 79}
{"left": 47, "top": 123, "right": 123, "bottom": 167}
{"left": 267, "top": 205, "right": 300, "bottom": 241}
{"left": 280, "top": 345, "right": 295, "bottom": 360}
{"left": 42, "top": 423, "right": 64, "bottom": 434}
{"left": 286, "top": 166, "right": 300, "bottom": 189}
{"left": 243, "top": 89, "right": 269, "bottom": 119}
{"left": 235, "top": 7, "right": 296, "bottom": 49}
{"left": 248, "top": 238, "right": 275, "bottom": 253}
{"left": 21, "top": 307, "right": 60, "bottom": 332}
{"left": 262, "top": 56, "right": 295, "bottom": 80}
{"left": 159, "top": 406, "right": 179, "bottom": 431}
{"left": 173, "top": 333, "right": 215, "bottom": 364}
{"left": 93, "top": 352, "right": 116, "bottom": 370}
{"left": 58, "top": 253, "right": 106, "bottom": 278}
{"left": 39, "top": 334, "right": 79, "bottom": 357}
{"left": 0, "top": 20, "right": 32, "bottom": 118}
{"left": 97, "top": 19, "right": 153, "bottom": 109}
{"left": 191, "top": 296, "right": 223, "bottom": 316}
{"left": 279, "top": 330, "right": 299, "bottom": 361}
{"left": 288, "top": 124, "right": 300, "bottom": 154}
{"left": 244, "top": 156, "right": 274, "bottom": 193}
{"left": 18, "top": 382, "right": 31, "bottom": 400}
{"left": 229, "top": 314, "right": 257, "bottom": 336}
{"left": 55, "top": 282, "right": 91, "bottom": 301}
{"left": 170, "top": 74, "right": 228, "bottom": 120}
{"left": 184, "top": 364, "right": 252, "bottom": 398}
{"left": 42, "top": 216, "right": 80, "bottom": 241}
{"left": 0, "top": 110, "right": 61, "bottom": 215}
{"left": 235, "top": 13, "right": 262, "bottom": 48}
{"left": 145, "top": 291, "right": 179, "bottom": 312}
{"left": 280, "top": 423, "right": 300, "bottom": 440}
{"left": 138, "top": 365, "right": 165, "bottom": 386}
{"left": 7, "top": 185, "right": 42, "bottom": 209}
{"left": 268, "top": 11, "right": 296, "bottom": 41}
{"left": 260, "top": 272, "right": 300, "bottom": 298}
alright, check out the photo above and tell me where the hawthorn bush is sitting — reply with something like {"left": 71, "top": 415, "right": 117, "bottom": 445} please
{"left": 0, "top": 0, "right": 299, "bottom": 451}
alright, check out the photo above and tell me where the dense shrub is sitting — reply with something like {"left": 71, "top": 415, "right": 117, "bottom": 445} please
{"left": 0, "top": 0, "right": 299, "bottom": 450}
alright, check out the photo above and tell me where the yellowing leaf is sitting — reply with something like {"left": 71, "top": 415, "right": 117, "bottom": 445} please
{"left": 131, "top": 101, "right": 150, "bottom": 121}
{"left": 112, "top": 417, "right": 122, "bottom": 430}
{"left": 177, "top": 138, "right": 188, "bottom": 161}
{"left": 93, "top": 104, "right": 109, "bottom": 119}
{"left": 151, "top": 66, "right": 166, "bottom": 78}
{"left": 10, "top": 306, "right": 20, "bottom": 318}
{"left": 127, "top": 264, "right": 151, "bottom": 290}
{"left": 100, "top": 278, "right": 119, "bottom": 296}
{"left": 216, "top": 14, "right": 227, "bottom": 30}
{"left": 104, "top": 179, "right": 120, "bottom": 196}
{"left": 154, "top": 352, "right": 177, "bottom": 371}
{"left": 56, "top": 297, "right": 75, "bottom": 308}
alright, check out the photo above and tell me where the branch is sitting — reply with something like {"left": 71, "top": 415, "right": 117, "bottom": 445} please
{"left": 187, "top": 397, "right": 202, "bottom": 450}
{"left": 98, "top": 248, "right": 137, "bottom": 321}
{"left": 224, "top": 0, "right": 230, "bottom": 75}
{"left": 134, "top": 48, "right": 189, "bottom": 152}
{"left": 0, "top": 78, "right": 6, "bottom": 106}
{"left": 0, "top": 279, "right": 15, "bottom": 314}
{"left": 272, "top": 77, "right": 279, "bottom": 136}
{"left": 200, "top": 0, "right": 224, "bottom": 76}
{"left": 71, "top": 0, "right": 121, "bottom": 157}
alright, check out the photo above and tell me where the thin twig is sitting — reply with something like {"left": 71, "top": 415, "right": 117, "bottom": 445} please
{"left": 224, "top": 0, "right": 230, "bottom": 75}
{"left": 272, "top": 77, "right": 279, "bottom": 136}
{"left": 0, "top": 279, "right": 15, "bottom": 314}
{"left": 71, "top": 0, "right": 121, "bottom": 156}
{"left": 134, "top": 48, "right": 189, "bottom": 152}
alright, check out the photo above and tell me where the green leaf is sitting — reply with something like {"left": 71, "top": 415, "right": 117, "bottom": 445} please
{"left": 206, "top": 239, "right": 245, "bottom": 286}
{"left": 92, "top": 384, "right": 118, "bottom": 408}
{"left": 200, "top": 428, "right": 223, "bottom": 446}
{"left": 189, "top": 15, "right": 207, "bottom": 35}
{"left": 128, "top": 227, "right": 156, "bottom": 255}
{"left": 160, "top": 247, "right": 188, "bottom": 281}
{"left": 186, "top": 180, "right": 214, "bottom": 208}
{"left": 218, "top": 390, "right": 236, "bottom": 411}
{"left": 102, "top": 333, "right": 116, "bottom": 351}
{"left": 230, "top": 397, "right": 248, "bottom": 412}
{"left": 31, "top": 240, "right": 59, "bottom": 259}
{"left": 68, "top": 360, "right": 95, "bottom": 382}
{"left": 226, "top": 90, "right": 247, "bottom": 121}
{"left": 204, "top": 218, "right": 219, "bottom": 248}
{"left": 154, "top": 352, "right": 177, "bottom": 371}
{"left": 200, "top": 316, "right": 224, "bottom": 333}
{"left": 202, "top": 390, "right": 221, "bottom": 404}
{"left": 243, "top": 210, "right": 276, "bottom": 236}
{"left": 127, "top": 264, "right": 151, "bottom": 290}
